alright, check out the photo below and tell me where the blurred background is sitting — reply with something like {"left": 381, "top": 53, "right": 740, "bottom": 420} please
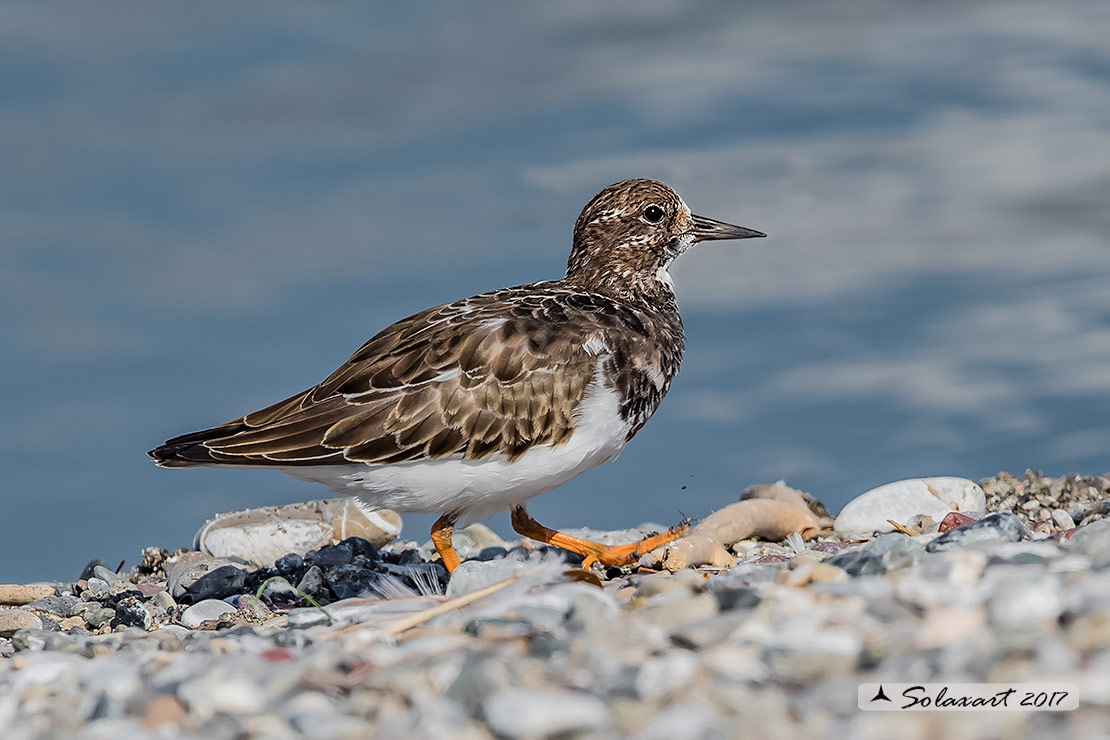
{"left": 2, "top": 1, "right": 1108, "bottom": 582}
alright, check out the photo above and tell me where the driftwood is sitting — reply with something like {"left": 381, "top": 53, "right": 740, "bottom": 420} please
{"left": 648, "top": 493, "right": 821, "bottom": 572}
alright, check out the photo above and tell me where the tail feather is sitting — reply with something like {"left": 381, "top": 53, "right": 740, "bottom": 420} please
{"left": 147, "top": 421, "right": 249, "bottom": 467}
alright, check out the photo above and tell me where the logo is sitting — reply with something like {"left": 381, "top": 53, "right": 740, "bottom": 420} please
{"left": 857, "top": 683, "right": 1078, "bottom": 712}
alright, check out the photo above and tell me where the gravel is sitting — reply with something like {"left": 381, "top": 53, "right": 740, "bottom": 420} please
{"left": 0, "top": 470, "right": 1107, "bottom": 739}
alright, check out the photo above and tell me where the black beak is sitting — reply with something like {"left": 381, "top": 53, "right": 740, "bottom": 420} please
{"left": 690, "top": 214, "right": 766, "bottom": 242}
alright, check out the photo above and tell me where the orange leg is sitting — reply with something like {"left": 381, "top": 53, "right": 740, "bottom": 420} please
{"left": 510, "top": 506, "right": 689, "bottom": 568}
{"left": 431, "top": 512, "right": 461, "bottom": 573}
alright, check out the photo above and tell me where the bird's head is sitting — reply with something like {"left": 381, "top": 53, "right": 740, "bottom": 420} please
{"left": 566, "top": 178, "right": 765, "bottom": 296}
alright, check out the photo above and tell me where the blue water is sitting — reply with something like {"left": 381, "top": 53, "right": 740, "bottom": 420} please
{"left": 3, "top": 1, "right": 1109, "bottom": 581}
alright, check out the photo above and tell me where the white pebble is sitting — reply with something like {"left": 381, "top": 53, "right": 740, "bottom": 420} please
{"left": 483, "top": 688, "right": 611, "bottom": 738}
{"left": 834, "top": 477, "right": 985, "bottom": 539}
{"left": 179, "top": 599, "right": 236, "bottom": 629}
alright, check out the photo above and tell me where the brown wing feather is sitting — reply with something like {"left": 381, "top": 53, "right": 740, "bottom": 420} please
{"left": 148, "top": 286, "right": 607, "bottom": 468}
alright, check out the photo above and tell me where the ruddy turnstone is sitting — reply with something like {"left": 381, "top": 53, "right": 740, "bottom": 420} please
{"left": 149, "top": 179, "right": 765, "bottom": 572}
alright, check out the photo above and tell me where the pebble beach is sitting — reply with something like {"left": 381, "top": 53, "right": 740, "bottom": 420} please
{"left": 2, "top": 471, "right": 1109, "bottom": 739}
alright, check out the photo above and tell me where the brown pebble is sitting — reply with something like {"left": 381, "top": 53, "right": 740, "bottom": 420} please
{"left": 780, "top": 562, "right": 848, "bottom": 588}
{"left": 0, "top": 584, "right": 55, "bottom": 605}
{"left": 56, "top": 615, "right": 85, "bottom": 631}
{"left": 938, "top": 512, "right": 976, "bottom": 533}
{"left": 0, "top": 608, "right": 43, "bottom": 637}
{"left": 143, "top": 694, "right": 185, "bottom": 729}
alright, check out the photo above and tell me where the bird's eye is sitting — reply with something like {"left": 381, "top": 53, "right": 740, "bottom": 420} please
{"left": 642, "top": 204, "right": 665, "bottom": 224}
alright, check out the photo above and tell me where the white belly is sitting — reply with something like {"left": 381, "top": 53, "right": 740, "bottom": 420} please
{"left": 278, "top": 382, "right": 632, "bottom": 521}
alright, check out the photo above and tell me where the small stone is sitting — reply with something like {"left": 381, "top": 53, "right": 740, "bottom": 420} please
{"left": 26, "top": 594, "right": 86, "bottom": 618}
{"left": 988, "top": 576, "right": 1064, "bottom": 631}
{"left": 711, "top": 586, "right": 761, "bottom": 612}
{"left": 296, "top": 565, "right": 327, "bottom": 599}
{"left": 861, "top": 532, "right": 926, "bottom": 570}
{"left": 108, "top": 579, "right": 135, "bottom": 597}
{"left": 78, "top": 559, "right": 112, "bottom": 581}
{"left": 938, "top": 511, "right": 977, "bottom": 532}
{"left": 10, "top": 628, "right": 49, "bottom": 651}
{"left": 834, "top": 477, "right": 985, "bottom": 539}
{"left": 634, "top": 572, "right": 693, "bottom": 599}
{"left": 894, "top": 550, "right": 988, "bottom": 610}
{"left": 114, "top": 597, "right": 155, "bottom": 630}
{"left": 445, "top": 554, "right": 552, "bottom": 598}
{"left": 451, "top": 523, "right": 508, "bottom": 558}
{"left": 483, "top": 688, "right": 611, "bottom": 738}
{"left": 274, "top": 552, "right": 304, "bottom": 575}
{"left": 324, "top": 564, "right": 381, "bottom": 600}
{"left": 915, "top": 607, "right": 986, "bottom": 649}
{"left": 85, "top": 607, "right": 116, "bottom": 628}
{"left": 149, "top": 590, "right": 176, "bottom": 611}
{"left": 179, "top": 599, "right": 237, "bottom": 629}
{"left": 826, "top": 548, "right": 885, "bottom": 577}
{"left": 182, "top": 568, "right": 247, "bottom": 603}
{"left": 83, "top": 578, "right": 109, "bottom": 600}
{"left": 40, "top": 632, "right": 82, "bottom": 653}
{"left": 338, "top": 536, "right": 379, "bottom": 562}
{"left": 0, "top": 584, "right": 55, "bottom": 605}
{"left": 638, "top": 592, "right": 718, "bottom": 632}
{"left": 306, "top": 543, "right": 353, "bottom": 567}
{"left": 1052, "top": 509, "right": 1077, "bottom": 531}
{"left": 635, "top": 651, "right": 700, "bottom": 701}
{"left": 1065, "top": 518, "right": 1110, "bottom": 561}
{"left": 670, "top": 612, "right": 751, "bottom": 650}
{"left": 477, "top": 546, "right": 509, "bottom": 561}
{"left": 92, "top": 565, "right": 125, "bottom": 584}
{"left": 0, "top": 608, "right": 43, "bottom": 637}
{"left": 925, "top": 512, "right": 1029, "bottom": 553}
{"left": 782, "top": 561, "right": 848, "bottom": 587}
{"left": 143, "top": 694, "right": 186, "bottom": 729}
{"left": 447, "top": 654, "right": 512, "bottom": 710}
{"left": 176, "top": 673, "right": 265, "bottom": 717}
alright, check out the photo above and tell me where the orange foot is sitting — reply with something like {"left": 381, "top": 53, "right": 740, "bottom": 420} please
{"left": 430, "top": 512, "right": 461, "bottom": 573}
{"left": 510, "top": 506, "right": 690, "bottom": 568}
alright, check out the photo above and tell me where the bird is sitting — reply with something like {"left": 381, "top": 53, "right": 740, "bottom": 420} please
{"left": 149, "top": 179, "right": 765, "bottom": 572}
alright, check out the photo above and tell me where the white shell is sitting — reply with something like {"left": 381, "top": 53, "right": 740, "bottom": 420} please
{"left": 194, "top": 497, "right": 402, "bottom": 566}
{"left": 834, "top": 477, "right": 986, "bottom": 539}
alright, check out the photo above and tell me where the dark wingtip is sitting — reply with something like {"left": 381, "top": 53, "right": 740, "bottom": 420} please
{"left": 147, "top": 441, "right": 197, "bottom": 467}
{"left": 147, "top": 421, "right": 247, "bottom": 468}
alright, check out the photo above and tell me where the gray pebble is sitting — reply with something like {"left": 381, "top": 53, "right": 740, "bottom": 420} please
{"left": 926, "top": 512, "right": 1029, "bottom": 553}
{"left": 179, "top": 599, "right": 237, "bottom": 629}
{"left": 185, "top": 564, "right": 248, "bottom": 602}
{"left": 114, "top": 597, "right": 155, "bottom": 631}
{"left": 861, "top": 532, "right": 926, "bottom": 570}
{"left": 295, "top": 565, "right": 326, "bottom": 599}
{"left": 26, "top": 594, "right": 87, "bottom": 618}
{"left": 149, "top": 590, "right": 176, "bottom": 611}
{"left": 826, "top": 548, "right": 885, "bottom": 577}
{"left": 43, "top": 633, "right": 84, "bottom": 654}
{"left": 710, "top": 586, "right": 762, "bottom": 611}
{"left": 108, "top": 579, "right": 136, "bottom": 596}
{"left": 446, "top": 654, "right": 512, "bottom": 710}
{"left": 483, "top": 688, "right": 611, "bottom": 738}
{"left": 1066, "top": 518, "right": 1110, "bottom": 562}
{"left": 85, "top": 607, "right": 117, "bottom": 628}
{"left": 83, "top": 577, "right": 110, "bottom": 600}
{"left": 92, "top": 565, "right": 125, "bottom": 584}
{"left": 10, "top": 628, "right": 49, "bottom": 652}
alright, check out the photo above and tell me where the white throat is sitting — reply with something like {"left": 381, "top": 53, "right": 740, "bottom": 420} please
{"left": 655, "top": 264, "right": 675, "bottom": 291}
